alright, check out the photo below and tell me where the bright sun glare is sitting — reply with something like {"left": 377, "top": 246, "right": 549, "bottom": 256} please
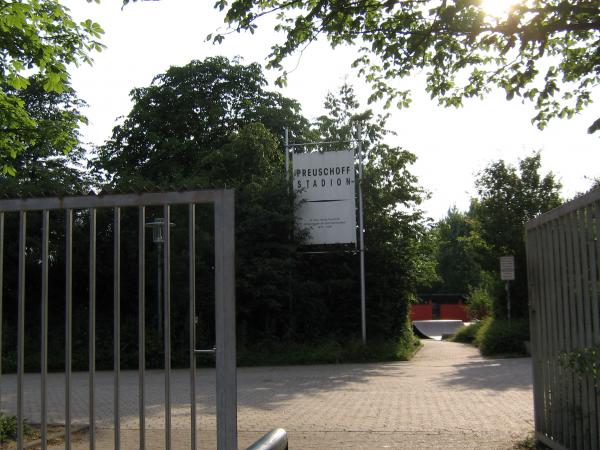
{"left": 480, "top": 0, "right": 520, "bottom": 19}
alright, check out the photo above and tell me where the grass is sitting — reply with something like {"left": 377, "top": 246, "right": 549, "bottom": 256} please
{"left": 513, "top": 434, "right": 548, "bottom": 449}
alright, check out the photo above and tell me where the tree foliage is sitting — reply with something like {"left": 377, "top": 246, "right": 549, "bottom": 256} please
{"left": 0, "top": 0, "right": 104, "bottom": 174}
{"left": 213, "top": 0, "right": 600, "bottom": 133}
{"left": 471, "top": 152, "right": 561, "bottom": 317}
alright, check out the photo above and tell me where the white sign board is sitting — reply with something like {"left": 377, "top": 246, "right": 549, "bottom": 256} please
{"left": 500, "top": 256, "right": 515, "bottom": 281}
{"left": 293, "top": 150, "right": 357, "bottom": 245}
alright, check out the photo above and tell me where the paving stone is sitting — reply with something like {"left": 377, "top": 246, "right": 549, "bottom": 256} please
{"left": 1, "top": 340, "right": 534, "bottom": 449}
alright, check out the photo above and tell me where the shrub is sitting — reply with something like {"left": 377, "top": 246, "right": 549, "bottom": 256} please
{"left": 466, "top": 287, "right": 493, "bottom": 320}
{"left": 236, "top": 333, "right": 421, "bottom": 366}
{"left": 451, "top": 321, "right": 484, "bottom": 343}
{"left": 475, "top": 317, "right": 530, "bottom": 356}
{"left": 0, "top": 414, "right": 17, "bottom": 442}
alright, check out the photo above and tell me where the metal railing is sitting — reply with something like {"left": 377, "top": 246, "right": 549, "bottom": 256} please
{"left": 0, "top": 190, "right": 237, "bottom": 450}
{"left": 246, "top": 428, "right": 288, "bottom": 450}
{"left": 527, "top": 188, "right": 600, "bottom": 450}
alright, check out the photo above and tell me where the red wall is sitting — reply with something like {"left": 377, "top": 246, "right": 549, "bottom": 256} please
{"left": 440, "top": 304, "right": 469, "bottom": 322}
{"left": 410, "top": 304, "right": 432, "bottom": 321}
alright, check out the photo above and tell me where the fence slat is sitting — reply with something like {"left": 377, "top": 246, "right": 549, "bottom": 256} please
{"left": 583, "top": 207, "right": 599, "bottom": 449}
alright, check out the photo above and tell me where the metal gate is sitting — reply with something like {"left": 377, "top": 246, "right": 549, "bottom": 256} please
{"left": 527, "top": 188, "right": 600, "bottom": 450}
{"left": 0, "top": 190, "right": 237, "bottom": 449}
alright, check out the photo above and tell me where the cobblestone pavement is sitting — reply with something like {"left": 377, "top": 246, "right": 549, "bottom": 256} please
{"left": 1, "top": 340, "right": 534, "bottom": 449}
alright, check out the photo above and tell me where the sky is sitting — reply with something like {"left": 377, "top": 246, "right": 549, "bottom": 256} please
{"left": 65, "top": 0, "right": 599, "bottom": 221}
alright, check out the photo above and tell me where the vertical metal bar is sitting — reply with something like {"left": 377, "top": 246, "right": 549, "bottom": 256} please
{"left": 356, "top": 124, "right": 366, "bottom": 344}
{"left": 0, "top": 213, "right": 3, "bottom": 414}
{"left": 551, "top": 219, "right": 568, "bottom": 444}
{"left": 284, "top": 128, "right": 289, "bottom": 182}
{"left": 567, "top": 211, "right": 584, "bottom": 447}
{"left": 164, "top": 205, "right": 171, "bottom": 450}
{"left": 139, "top": 207, "right": 146, "bottom": 450}
{"left": 526, "top": 226, "right": 544, "bottom": 437}
{"left": 580, "top": 208, "right": 597, "bottom": 449}
{"left": 536, "top": 223, "right": 550, "bottom": 435}
{"left": 65, "top": 209, "right": 73, "bottom": 450}
{"left": 41, "top": 211, "right": 49, "bottom": 450}
{"left": 189, "top": 204, "right": 197, "bottom": 450}
{"left": 575, "top": 210, "right": 592, "bottom": 449}
{"left": 89, "top": 208, "right": 96, "bottom": 450}
{"left": 215, "top": 190, "right": 237, "bottom": 450}
{"left": 585, "top": 206, "right": 600, "bottom": 448}
{"left": 593, "top": 202, "right": 600, "bottom": 445}
{"left": 17, "top": 211, "right": 26, "bottom": 450}
{"left": 114, "top": 207, "right": 121, "bottom": 450}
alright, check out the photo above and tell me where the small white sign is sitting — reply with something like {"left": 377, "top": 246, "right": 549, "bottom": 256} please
{"left": 293, "top": 150, "right": 357, "bottom": 245}
{"left": 500, "top": 256, "right": 515, "bottom": 281}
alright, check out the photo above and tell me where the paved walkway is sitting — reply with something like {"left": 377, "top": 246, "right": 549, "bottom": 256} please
{"left": 1, "top": 340, "right": 534, "bottom": 449}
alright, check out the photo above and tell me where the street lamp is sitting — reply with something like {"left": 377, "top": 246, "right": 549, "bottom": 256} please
{"left": 145, "top": 218, "right": 175, "bottom": 339}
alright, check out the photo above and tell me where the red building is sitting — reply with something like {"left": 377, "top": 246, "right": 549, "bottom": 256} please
{"left": 411, "top": 294, "right": 469, "bottom": 322}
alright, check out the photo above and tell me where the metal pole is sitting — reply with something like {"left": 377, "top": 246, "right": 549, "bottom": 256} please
{"left": 356, "top": 124, "right": 367, "bottom": 344}
{"left": 164, "top": 205, "right": 172, "bottom": 450}
{"left": 157, "top": 242, "right": 162, "bottom": 340}
{"left": 215, "top": 190, "right": 237, "bottom": 449}
{"left": 114, "top": 207, "right": 121, "bottom": 450}
{"left": 17, "top": 211, "right": 26, "bottom": 450}
{"left": 506, "top": 281, "right": 511, "bottom": 322}
{"left": 284, "top": 128, "right": 289, "bottom": 181}
{"left": 189, "top": 204, "right": 197, "bottom": 450}
{"left": 138, "top": 207, "right": 146, "bottom": 450}
{"left": 0, "top": 213, "right": 3, "bottom": 415}
{"left": 41, "top": 211, "right": 49, "bottom": 450}
{"left": 89, "top": 208, "right": 97, "bottom": 450}
{"left": 65, "top": 209, "right": 73, "bottom": 450}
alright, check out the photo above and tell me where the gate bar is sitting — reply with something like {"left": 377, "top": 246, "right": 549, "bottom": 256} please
{"left": 0, "top": 213, "right": 3, "bottom": 414}
{"left": 41, "top": 211, "right": 49, "bottom": 449}
{"left": 114, "top": 207, "right": 121, "bottom": 450}
{"left": 164, "top": 205, "right": 172, "bottom": 450}
{"left": 89, "top": 208, "right": 97, "bottom": 450}
{"left": 17, "top": 211, "right": 26, "bottom": 450}
{"left": 189, "top": 204, "right": 197, "bottom": 450}
{"left": 188, "top": 203, "right": 196, "bottom": 450}
{"left": 139, "top": 207, "right": 146, "bottom": 450}
{"left": 66, "top": 209, "right": 73, "bottom": 450}
{"left": 215, "top": 190, "right": 237, "bottom": 449}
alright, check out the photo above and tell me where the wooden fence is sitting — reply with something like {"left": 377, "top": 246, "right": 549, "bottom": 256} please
{"left": 526, "top": 188, "right": 600, "bottom": 450}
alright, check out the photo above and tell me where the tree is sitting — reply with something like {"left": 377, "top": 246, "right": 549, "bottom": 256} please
{"left": 212, "top": 0, "right": 600, "bottom": 133}
{"left": 295, "top": 83, "right": 430, "bottom": 340}
{"left": 95, "top": 57, "right": 309, "bottom": 188}
{"left": 431, "top": 207, "right": 489, "bottom": 294}
{"left": 0, "top": 1, "right": 104, "bottom": 174}
{"left": 94, "top": 57, "right": 309, "bottom": 355}
{"left": 471, "top": 152, "right": 562, "bottom": 317}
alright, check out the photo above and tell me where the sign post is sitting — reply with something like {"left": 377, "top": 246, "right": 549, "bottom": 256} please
{"left": 500, "top": 256, "right": 515, "bottom": 321}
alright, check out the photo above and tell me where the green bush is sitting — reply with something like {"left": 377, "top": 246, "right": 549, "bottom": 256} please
{"left": 236, "top": 334, "right": 421, "bottom": 367}
{"left": 466, "top": 287, "right": 493, "bottom": 320}
{"left": 0, "top": 414, "right": 17, "bottom": 442}
{"left": 451, "top": 321, "right": 484, "bottom": 343}
{"left": 474, "top": 317, "right": 530, "bottom": 356}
